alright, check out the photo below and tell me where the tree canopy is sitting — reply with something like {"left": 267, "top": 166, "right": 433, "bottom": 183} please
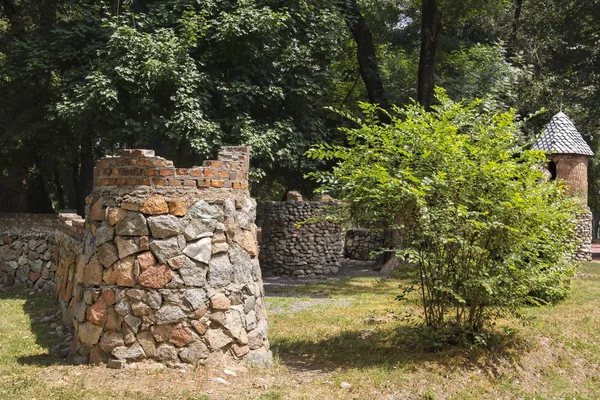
{"left": 1, "top": 0, "right": 598, "bottom": 219}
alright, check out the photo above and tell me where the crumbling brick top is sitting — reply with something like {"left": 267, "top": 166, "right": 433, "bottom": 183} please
{"left": 93, "top": 146, "right": 249, "bottom": 191}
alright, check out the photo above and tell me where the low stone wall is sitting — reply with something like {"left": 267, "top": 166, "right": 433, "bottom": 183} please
{"left": 65, "top": 147, "right": 270, "bottom": 368}
{"left": 344, "top": 229, "right": 385, "bottom": 261}
{"left": 259, "top": 201, "right": 343, "bottom": 276}
{"left": 574, "top": 208, "right": 592, "bottom": 261}
{"left": 0, "top": 213, "right": 58, "bottom": 291}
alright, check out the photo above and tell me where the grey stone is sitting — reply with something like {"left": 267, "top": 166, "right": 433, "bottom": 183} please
{"left": 131, "top": 302, "right": 151, "bottom": 317}
{"left": 184, "top": 289, "right": 207, "bottom": 310}
{"left": 228, "top": 244, "right": 253, "bottom": 284}
{"left": 206, "top": 329, "right": 232, "bottom": 350}
{"left": 83, "top": 289, "right": 94, "bottom": 305}
{"left": 29, "top": 259, "right": 43, "bottom": 273}
{"left": 245, "top": 310, "right": 257, "bottom": 330}
{"left": 112, "top": 342, "right": 145, "bottom": 361}
{"left": 95, "top": 224, "right": 115, "bottom": 246}
{"left": 149, "top": 237, "right": 181, "bottom": 264}
{"left": 207, "top": 253, "right": 233, "bottom": 289}
{"left": 124, "top": 314, "right": 141, "bottom": 334}
{"left": 223, "top": 199, "right": 236, "bottom": 216}
{"left": 77, "top": 322, "right": 103, "bottom": 346}
{"left": 114, "top": 300, "right": 130, "bottom": 316}
{"left": 246, "top": 349, "right": 273, "bottom": 367}
{"left": 224, "top": 308, "right": 246, "bottom": 341}
{"left": 179, "top": 341, "right": 209, "bottom": 364}
{"left": 189, "top": 200, "right": 224, "bottom": 221}
{"left": 136, "top": 331, "right": 156, "bottom": 358}
{"left": 183, "top": 219, "right": 215, "bottom": 241}
{"left": 99, "top": 331, "right": 125, "bottom": 353}
{"left": 148, "top": 215, "right": 184, "bottom": 239}
{"left": 125, "top": 289, "right": 143, "bottom": 301}
{"left": 107, "top": 359, "right": 126, "bottom": 369}
{"left": 244, "top": 296, "right": 256, "bottom": 314}
{"left": 115, "top": 236, "right": 141, "bottom": 259}
{"left": 75, "top": 302, "right": 87, "bottom": 322}
{"left": 179, "top": 257, "right": 208, "bottom": 287}
{"left": 97, "top": 242, "right": 119, "bottom": 268}
{"left": 155, "top": 344, "right": 178, "bottom": 362}
{"left": 153, "top": 305, "right": 186, "bottom": 325}
{"left": 183, "top": 237, "right": 212, "bottom": 264}
{"left": 115, "top": 212, "right": 149, "bottom": 236}
{"left": 144, "top": 291, "right": 162, "bottom": 310}
{"left": 165, "top": 272, "right": 185, "bottom": 289}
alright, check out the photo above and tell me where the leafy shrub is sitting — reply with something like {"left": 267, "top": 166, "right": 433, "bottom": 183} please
{"left": 308, "top": 90, "right": 580, "bottom": 334}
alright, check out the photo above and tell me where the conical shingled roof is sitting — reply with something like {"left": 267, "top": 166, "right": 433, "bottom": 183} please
{"left": 532, "top": 112, "right": 594, "bottom": 156}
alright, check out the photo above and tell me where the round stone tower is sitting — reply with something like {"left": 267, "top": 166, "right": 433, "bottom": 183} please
{"left": 532, "top": 111, "right": 594, "bottom": 261}
{"left": 69, "top": 147, "right": 271, "bottom": 368}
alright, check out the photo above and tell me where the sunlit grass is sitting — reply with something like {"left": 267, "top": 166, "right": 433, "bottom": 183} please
{"left": 0, "top": 264, "right": 599, "bottom": 399}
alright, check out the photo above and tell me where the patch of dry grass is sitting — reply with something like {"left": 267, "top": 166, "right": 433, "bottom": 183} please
{"left": 1, "top": 264, "right": 600, "bottom": 399}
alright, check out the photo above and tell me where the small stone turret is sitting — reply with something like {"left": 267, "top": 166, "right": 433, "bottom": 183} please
{"left": 532, "top": 112, "right": 594, "bottom": 261}
{"left": 63, "top": 147, "right": 271, "bottom": 368}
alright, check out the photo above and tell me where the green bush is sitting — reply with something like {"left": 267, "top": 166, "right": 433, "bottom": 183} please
{"left": 308, "top": 90, "right": 580, "bottom": 334}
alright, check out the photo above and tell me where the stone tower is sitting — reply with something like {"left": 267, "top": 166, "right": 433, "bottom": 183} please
{"left": 532, "top": 111, "right": 594, "bottom": 261}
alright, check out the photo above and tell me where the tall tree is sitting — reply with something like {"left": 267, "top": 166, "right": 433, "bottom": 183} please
{"left": 341, "top": 0, "right": 390, "bottom": 114}
{"left": 417, "top": 0, "right": 442, "bottom": 109}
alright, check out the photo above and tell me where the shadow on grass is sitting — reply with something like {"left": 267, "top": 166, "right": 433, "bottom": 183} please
{"left": 271, "top": 312, "right": 530, "bottom": 377}
{"left": 265, "top": 276, "right": 406, "bottom": 299}
{"left": 0, "top": 287, "right": 66, "bottom": 367}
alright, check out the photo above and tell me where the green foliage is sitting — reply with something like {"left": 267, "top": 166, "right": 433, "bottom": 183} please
{"left": 438, "top": 43, "right": 533, "bottom": 111}
{"left": 308, "top": 89, "right": 580, "bottom": 334}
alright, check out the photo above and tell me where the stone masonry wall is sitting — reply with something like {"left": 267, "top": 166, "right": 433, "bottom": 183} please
{"left": 68, "top": 147, "right": 270, "bottom": 368}
{"left": 260, "top": 201, "right": 343, "bottom": 277}
{"left": 0, "top": 213, "right": 58, "bottom": 291}
{"left": 574, "top": 208, "right": 592, "bottom": 262}
{"left": 344, "top": 229, "right": 385, "bottom": 261}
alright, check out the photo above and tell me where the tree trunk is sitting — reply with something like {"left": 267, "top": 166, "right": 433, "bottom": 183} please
{"left": 76, "top": 136, "right": 94, "bottom": 217}
{"left": 342, "top": 0, "right": 391, "bottom": 121}
{"left": 417, "top": 0, "right": 442, "bottom": 110}
{"left": 508, "top": 0, "right": 524, "bottom": 57}
{"left": 53, "top": 165, "right": 66, "bottom": 210}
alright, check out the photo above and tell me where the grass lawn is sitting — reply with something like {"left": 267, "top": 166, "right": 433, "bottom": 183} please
{"left": 1, "top": 263, "right": 600, "bottom": 399}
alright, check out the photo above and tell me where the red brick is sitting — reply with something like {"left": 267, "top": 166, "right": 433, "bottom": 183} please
{"left": 211, "top": 180, "right": 223, "bottom": 188}
{"left": 154, "top": 178, "right": 166, "bottom": 186}
{"left": 232, "top": 182, "right": 241, "bottom": 189}
{"left": 145, "top": 168, "right": 158, "bottom": 176}
{"left": 176, "top": 168, "right": 189, "bottom": 176}
{"left": 139, "top": 178, "right": 152, "bottom": 185}
{"left": 160, "top": 168, "right": 173, "bottom": 177}
{"left": 241, "top": 182, "right": 248, "bottom": 190}
{"left": 183, "top": 179, "right": 197, "bottom": 186}
{"left": 117, "top": 178, "right": 127, "bottom": 186}
{"left": 138, "top": 158, "right": 151, "bottom": 166}
{"left": 204, "top": 169, "right": 216, "bottom": 178}
{"left": 219, "top": 170, "right": 229, "bottom": 178}
{"left": 101, "top": 179, "right": 110, "bottom": 186}
{"left": 198, "top": 179, "right": 210, "bottom": 188}
{"left": 169, "top": 179, "right": 183, "bottom": 187}
{"left": 126, "top": 178, "right": 137, "bottom": 186}
{"left": 100, "top": 159, "right": 110, "bottom": 167}
{"left": 190, "top": 168, "right": 203, "bottom": 177}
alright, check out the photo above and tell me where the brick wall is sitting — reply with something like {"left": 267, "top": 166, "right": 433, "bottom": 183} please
{"left": 94, "top": 147, "right": 249, "bottom": 190}
{"left": 550, "top": 154, "right": 589, "bottom": 203}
